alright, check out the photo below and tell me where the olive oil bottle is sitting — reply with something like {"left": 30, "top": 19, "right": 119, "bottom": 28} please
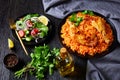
{"left": 55, "top": 48, "right": 74, "bottom": 76}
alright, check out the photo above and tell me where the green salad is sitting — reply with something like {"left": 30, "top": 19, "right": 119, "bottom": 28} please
{"left": 16, "top": 14, "right": 49, "bottom": 42}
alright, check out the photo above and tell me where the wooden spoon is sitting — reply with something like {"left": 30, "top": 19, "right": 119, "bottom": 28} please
{"left": 9, "top": 19, "right": 29, "bottom": 56}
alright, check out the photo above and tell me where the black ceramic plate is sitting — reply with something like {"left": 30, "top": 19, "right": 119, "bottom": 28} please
{"left": 58, "top": 10, "right": 117, "bottom": 58}
{"left": 12, "top": 14, "right": 53, "bottom": 46}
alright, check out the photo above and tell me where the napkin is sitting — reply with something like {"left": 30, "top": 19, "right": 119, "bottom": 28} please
{"left": 42, "top": 0, "right": 120, "bottom": 80}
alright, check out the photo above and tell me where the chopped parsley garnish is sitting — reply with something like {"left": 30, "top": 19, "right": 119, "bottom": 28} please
{"left": 69, "top": 13, "right": 83, "bottom": 27}
{"left": 82, "top": 10, "right": 94, "bottom": 16}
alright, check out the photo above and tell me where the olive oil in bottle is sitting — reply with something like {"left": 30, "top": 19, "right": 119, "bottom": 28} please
{"left": 55, "top": 48, "right": 74, "bottom": 76}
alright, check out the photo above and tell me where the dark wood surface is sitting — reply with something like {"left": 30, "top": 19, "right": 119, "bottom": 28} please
{"left": 0, "top": 0, "right": 86, "bottom": 80}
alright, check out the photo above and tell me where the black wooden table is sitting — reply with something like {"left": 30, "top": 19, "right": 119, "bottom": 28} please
{"left": 1, "top": 0, "right": 120, "bottom": 80}
{"left": 0, "top": 0, "right": 86, "bottom": 80}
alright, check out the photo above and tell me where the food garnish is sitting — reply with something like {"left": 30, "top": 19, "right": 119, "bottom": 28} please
{"left": 16, "top": 14, "right": 49, "bottom": 42}
{"left": 69, "top": 13, "right": 83, "bottom": 27}
{"left": 82, "top": 10, "right": 94, "bottom": 16}
{"left": 69, "top": 10, "right": 94, "bottom": 27}
{"left": 8, "top": 38, "right": 14, "bottom": 49}
{"left": 38, "top": 15, "right": 49, "bottom": 26}
{"left": 14, "top": 44, "right": 60, "bottom": 80}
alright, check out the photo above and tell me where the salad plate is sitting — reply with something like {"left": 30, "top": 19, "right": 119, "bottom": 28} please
{"left": 12, "top": 13, "right": 53, "bottom": 45}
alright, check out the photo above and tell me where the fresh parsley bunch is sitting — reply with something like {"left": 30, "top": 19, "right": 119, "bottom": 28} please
{"left": 15, "top": 44, "right": 60, "bottom": 80}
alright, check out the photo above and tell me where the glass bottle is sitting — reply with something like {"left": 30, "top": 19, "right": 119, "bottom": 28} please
{"left": 55, "top": 47, "right": 74, "bottom": 76}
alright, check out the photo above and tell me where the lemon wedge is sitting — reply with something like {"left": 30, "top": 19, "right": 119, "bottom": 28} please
{"left": 8, "top": 38, "right": 14, "bottom": 49}
{"left": 38, "top": 15, "right": 49, "bottom": 25}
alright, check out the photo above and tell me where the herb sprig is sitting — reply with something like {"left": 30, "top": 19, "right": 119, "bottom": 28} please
{"left": 82, "top": 10, "right": 94, "bottom": 16}
{"left": 69, "top": 13, "right": 83, "bottom": 27}
{"left": 69, "top": 10, "right": 94, "bottom": 27}
{"left": 15, "top": 45, "right": 60, "bottom": 80}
